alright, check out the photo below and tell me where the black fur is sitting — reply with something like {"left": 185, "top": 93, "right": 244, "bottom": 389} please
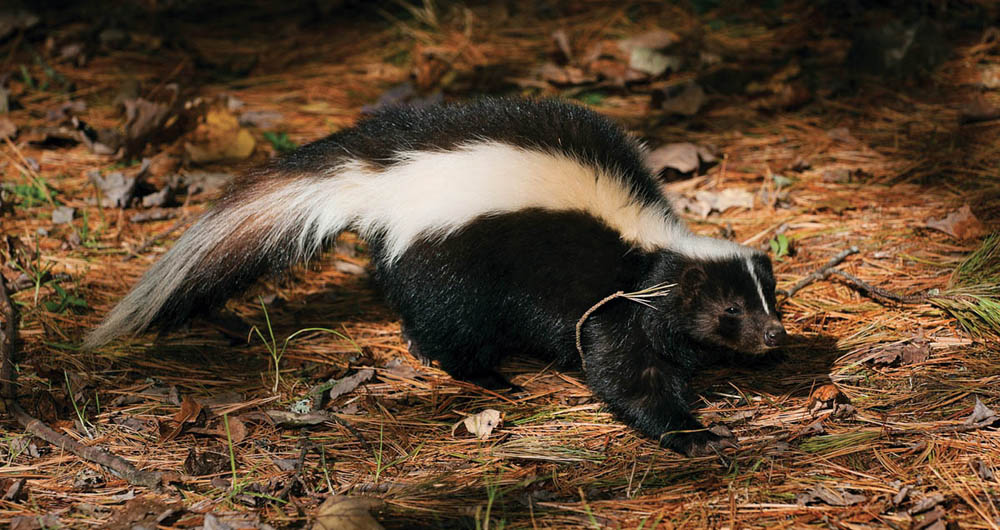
{"left": 374, "top": 209, "right": 781, "bottom": 456}
{"left": 90, "top": 98, "right": 784, "bottom": 456}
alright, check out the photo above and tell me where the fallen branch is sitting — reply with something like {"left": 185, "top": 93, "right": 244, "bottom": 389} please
{"left": 0, "top": 278, "right": 164, "bottom": 488}
{"left": 778, "top": 246, "right": 859, "bottom": 301}
{"left": 826, "top": 269, "right": 931, "bottom": 304}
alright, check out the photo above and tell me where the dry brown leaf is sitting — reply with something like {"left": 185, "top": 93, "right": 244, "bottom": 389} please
{"left": 538, "top": 62, "right": 596, "bottom": 86}
{"left": 452, "top": 409, "right": 502, "bottom": 440}
{"left": 660, "top": 83, "right": 706, "bottom": 116}
{"left": 618, "top": 29, "right": 680, "bottom": 52}
{"left": 645, "top": 142, "right": 716, "bottom": 174}
{"left": 0, "top": 117, "right": 16, "bottom": 140}
{"left": 681, "top": 188, "right": 754, "bottom": 218}
{"left": 964, "top": 397, "right": 999, "bottom": 427}
{"left": 795, "top": 485, "right": 867, "bottom": 506}
{"left": 383, "top": 358, "right": 419, "bottom": 379}
{"left": 870, "top": 339, "right": 931, "bottom": 367}
{"left": 223, "top": 415, "right": 247, "bottom": 444}
{"left": 183, "top": 449, "right": 230, "bottom": 476}
{"left": 329, "top": 368, "right": 374, "bottom": 400}
{"left": 925, "top": 204, "right": 986, "bottom": 239}
{"left": 174, "top": 396, "right": 203, "bottom": 424}
{"left": 266, "top": 410, "right": 332, "bottom": 428}
{"left": 185, "top": 109, "right": 256, "bottom": 163}
{"left": 311, "top": 495, "right": 385, "bottom": 530}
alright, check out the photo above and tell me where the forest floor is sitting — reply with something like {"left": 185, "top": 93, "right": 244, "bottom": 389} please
{"left": 1, "top": 1, "right": 999, "bottom": 528}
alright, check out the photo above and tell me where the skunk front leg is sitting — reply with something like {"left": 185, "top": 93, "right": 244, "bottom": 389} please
{"left": 583, "top": 327, "right": 737, "bottom": 457}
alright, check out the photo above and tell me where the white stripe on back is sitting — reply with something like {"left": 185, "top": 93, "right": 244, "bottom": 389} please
{"left": 745, "top": 257, "right": 770, "bottom": 315}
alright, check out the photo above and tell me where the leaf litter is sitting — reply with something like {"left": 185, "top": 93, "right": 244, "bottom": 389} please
{"left": 3, "top": 2, "right": 1000, "bottom": 529}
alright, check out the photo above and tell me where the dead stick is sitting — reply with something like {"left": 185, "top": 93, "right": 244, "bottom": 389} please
{"left": 0, "top": 276, "right": 16, "bottom": 400}
{"left": 825, "top": 270, "right": 931, "bottom": 304}
{"left": 0, "top": 278, "right": 164, "bottom": 488}
{"left": 8, "top": 403, "right": 163, "bottom": 488}
{"left": 778, "top": 246, "right": 859, "bottom": 300}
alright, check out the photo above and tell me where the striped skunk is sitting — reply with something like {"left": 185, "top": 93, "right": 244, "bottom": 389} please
{"left": 86, "top": 98, "right": 785, "bottom": 456}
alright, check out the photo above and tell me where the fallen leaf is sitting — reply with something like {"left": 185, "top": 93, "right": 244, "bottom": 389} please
{"left": 977, "top": 64, "right": 1000, "bottom": 89}
{"left": 73, "top": 116, "right": 123, "bottom": 156}
{"left": 0, "top": 117, "right": 16, "bottom": 140}
{"left": 88, "top": 158, "right": 151, "bottom": 208}
{"left": 659, "top": 83, "right": 706, "bottom": 116}
{"left": 181, "top": 171, "right": 235, "bottom": 196}
{"left": 10, "top": 514, "right": 60, "bottom": 530}
{"left": 329, "top": 368, "right": 374, "bottom": 400}
{"left": 140, "top": 186, "right": 174, "bottom": 208}
{"left": 808, "top": 384, "right": 849, "bottom": 415}
{"left": 964, "top": 397, "right": 999, "bottom": 427}
{"left": 681, "top": 188, "right": 755, "bottom": 218}
{"left": 239, "top": 110, "right": 284, "bottom": 129}
{"left": 926, "top": 204, "right": 986, "bottom": 239}
{"left": 51, "top": 206, "right": 75, "bottom": 224}
{"left": 909, "top": 494, "right": 945, "bottom": 514}
{"left": 1, "top": 478, "right": 27, "bottom": 502}
{"left": 73, "top": 468, "right": 105, "bottom": 491}
{"left": 183, "top": 449, "right": 230, "bottom": 476}
{"left": 795, "top": 485, "right": 867, "bottom": 506}
{"left": 644, "top": 142, "right": 717, "bottom": 175}
{"left": 537, "top": 62, "right": 597, "bottom": 86}
{"left": 162, "top": 395, "right": 204, "bottom": 442}
{"left": 971, "top": 458, "right": 995, "bottom": 481}
{"left": 106, "top": 496, "right": 179, "bottom": 530}
{"left": 618, "top": 29, "right": 680, "bottom": 52}
{"left": 223, "top": 415, "right": 247, "bottom": 444}
{"left": 203, "top": 513, "right": 234, "bottom": 530}
{"left": 912, "top": 506, "right": 946, "bottom": 530}
{"left": 383, "top": 358, "right": 419, "bottom": 379}
{"left": 185, "top": 108, "right": 256, "bottom": 163}
{"left": 311, "top": 495, "right": 385, "bottom": 530}
{"left": 869, "top": 338, "right": 931, "bottom": 367}
{"left": 46, "top": 100, "right": 86, "bottom": 122}
{"left": 892, "top": 484, "right": 912, "bottom": 506}
{"left": 627, "top": 48, "right": 680, "bottom": 77}
{"left": 452, "top": 409, "right": 502, "bottom": 440}
{"left": 123, "top": 97, "right": 173, "bottom": 159}
{"left": 174, "top": 396, "right": 204, "bottom": 424}
{"left": 266, "top": 410, "right": 333, "bottom": 428}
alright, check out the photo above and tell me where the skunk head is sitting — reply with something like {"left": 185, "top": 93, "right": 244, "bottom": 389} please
{"left": 675, "top": 252, "right": 785, "bottom": 355}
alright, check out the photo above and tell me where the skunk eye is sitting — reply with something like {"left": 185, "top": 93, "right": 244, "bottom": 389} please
{"left": 724, "top": 306, "right": 742, "bottom": 315}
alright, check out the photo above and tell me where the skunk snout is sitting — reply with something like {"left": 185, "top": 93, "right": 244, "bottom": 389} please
{"left": 763, "top": 322, "right": 786, "bottom": 347}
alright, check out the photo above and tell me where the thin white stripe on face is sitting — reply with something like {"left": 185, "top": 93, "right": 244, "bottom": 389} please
{"left": 745, "top": 257, "right": 770, "bottom": 315}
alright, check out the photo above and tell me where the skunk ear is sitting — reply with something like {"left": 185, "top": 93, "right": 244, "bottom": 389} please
{"left": 679, "top": 265, "right": 707, "bottom": 302}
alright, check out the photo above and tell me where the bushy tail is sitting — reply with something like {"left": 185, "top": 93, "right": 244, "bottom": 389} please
{"left": 84, "top": 164, "right": 367, "bottom": 349}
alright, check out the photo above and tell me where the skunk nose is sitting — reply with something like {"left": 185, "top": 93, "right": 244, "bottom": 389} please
{"left": 763, "top": 323, "right": 786, "bottom": 347}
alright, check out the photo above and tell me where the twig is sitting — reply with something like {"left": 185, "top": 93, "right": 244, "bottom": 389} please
{"left": 0, "top": 278, "right": 164, "bottom": 488}
{"left": 826, "top": 269, "right": 931, "bottom": 304}
{"left": 7, "top": 273, "right": 72, "bottom": 295}
{"left": 0, "top": 277, "right": 16, "bottom": 400}
{"left": 778, "top": 246, "right": 859, "bottom": 301}
{"left": 274, "top": 441, "right": 311, "bottom": 501}
{"left": 575, "top": 283, "right": 675, "bottom": 370}
{"left": 779, "top": 246, "right": 954, "bottom": 305}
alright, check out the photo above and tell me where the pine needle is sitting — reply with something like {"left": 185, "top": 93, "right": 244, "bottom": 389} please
{"left": 932, "top": 233, "right": 1000, "bottom": 340}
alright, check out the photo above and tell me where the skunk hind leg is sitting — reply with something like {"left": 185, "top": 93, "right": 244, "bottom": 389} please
{"left": 401, "top": 327, "right": 520, "bottom": 391}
